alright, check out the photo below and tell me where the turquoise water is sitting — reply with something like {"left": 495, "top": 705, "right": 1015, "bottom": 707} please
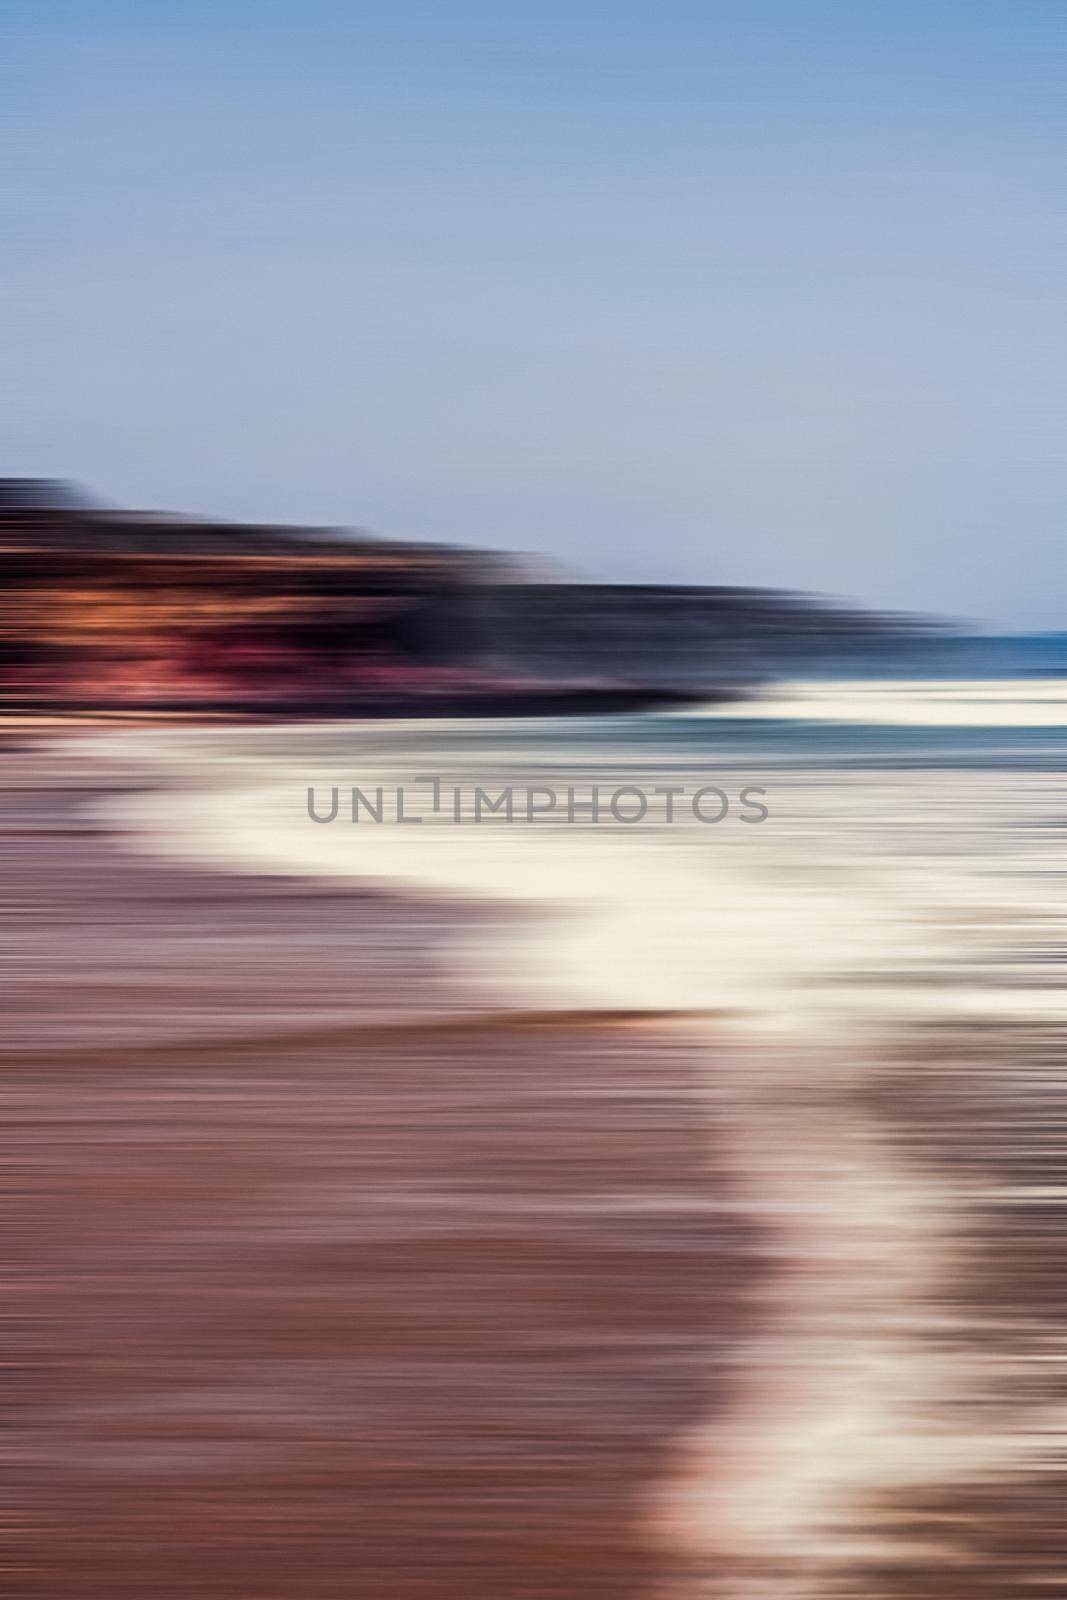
{"left": 333, "top": 709, "right": 1067, "bottom": 773}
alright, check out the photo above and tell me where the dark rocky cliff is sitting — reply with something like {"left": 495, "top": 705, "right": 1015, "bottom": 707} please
{"left": 0, "top": 481, "right": 923, "bottom": 714}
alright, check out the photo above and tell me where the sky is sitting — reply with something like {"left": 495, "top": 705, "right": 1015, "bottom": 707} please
{"left": 8, "top": 1, "right": 1065, "bottom": 626}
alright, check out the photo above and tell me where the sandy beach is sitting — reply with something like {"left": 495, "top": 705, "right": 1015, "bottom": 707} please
{"left": 3, "top": 732, "right": 760, "bottom": 1599}
{"left": 5, "top": 694, "right": 1066, "bottom": 1596}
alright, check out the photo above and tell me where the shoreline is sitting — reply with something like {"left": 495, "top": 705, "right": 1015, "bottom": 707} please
{"left": 3, "top": 729, "right": 760, "bottom": 1600}
{"left": 8, "top": 712, "right": 1065, "bottom": 1595}
{"left": 70, "top": 724, "right": 999, "bottom": 1584}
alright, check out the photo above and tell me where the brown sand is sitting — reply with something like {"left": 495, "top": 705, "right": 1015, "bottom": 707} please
{"left": 2, "top": 739, "right": 760, "bottom": 1598}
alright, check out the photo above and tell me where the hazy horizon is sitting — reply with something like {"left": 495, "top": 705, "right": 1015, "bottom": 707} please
{"left": 9, "top": 1, "right": 1064, "bottom": 628}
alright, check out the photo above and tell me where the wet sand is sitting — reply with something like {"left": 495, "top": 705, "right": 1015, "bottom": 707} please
{"left": 2, "top": 736, "right": 760, "bottom": 1599}
{"left": 5, "top": 716, "right": 1067, "bottom": 1599}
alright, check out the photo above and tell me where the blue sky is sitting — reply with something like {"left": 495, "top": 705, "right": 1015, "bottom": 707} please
{"left": 9, "top": 2, "right": 1064, "bottom": 625}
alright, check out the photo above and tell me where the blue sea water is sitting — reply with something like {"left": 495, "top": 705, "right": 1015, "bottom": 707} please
{"left": 423, "top": 713, "right": 1067, "bottom": 774}
{"left": 246, "top": 635, "right": 1067, "bottom": 781}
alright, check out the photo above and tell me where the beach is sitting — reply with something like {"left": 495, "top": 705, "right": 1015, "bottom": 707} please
{"left": 13, "top": 0, "right": 1061, "bottom": 1587}
{"left": 6, "top": 689, "right": 1066, "bottom": 1596}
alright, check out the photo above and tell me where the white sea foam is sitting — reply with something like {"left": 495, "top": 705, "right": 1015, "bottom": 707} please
{"left": 688, "top": 676, "right": 1067, "bottom": 725}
